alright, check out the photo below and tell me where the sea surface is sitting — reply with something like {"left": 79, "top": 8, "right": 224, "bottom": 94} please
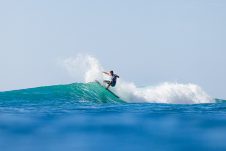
{"left": 0, "top": 82, "right": 226, "bottom": 151}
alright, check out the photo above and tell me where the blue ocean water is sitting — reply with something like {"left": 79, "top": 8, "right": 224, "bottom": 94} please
{"left": 0, "top": 82, "right": 226, "bottom": 151}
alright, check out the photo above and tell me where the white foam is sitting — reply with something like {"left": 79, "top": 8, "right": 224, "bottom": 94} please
{"left": 114, "top": 80, "right": 214, "bottom": 104}
{"left": 63, "top": 54, "right": 214, "bottom": 104}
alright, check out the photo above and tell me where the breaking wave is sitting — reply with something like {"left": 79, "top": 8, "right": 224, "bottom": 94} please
{"left": 62, "top": 55, "right": 214, "bottom": 104}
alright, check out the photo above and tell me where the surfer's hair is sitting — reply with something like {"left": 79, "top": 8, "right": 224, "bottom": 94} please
{"left": 110, "top": 70, "right": 114, "bottom": 75}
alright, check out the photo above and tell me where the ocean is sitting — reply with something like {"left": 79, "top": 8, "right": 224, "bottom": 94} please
{"left": 0, "top": 82, "right": 226, "bottom": 151}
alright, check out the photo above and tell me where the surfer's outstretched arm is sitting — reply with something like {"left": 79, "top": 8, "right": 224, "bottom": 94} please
{"left": 102, "top": 71, "right": 110, "bottom": 75}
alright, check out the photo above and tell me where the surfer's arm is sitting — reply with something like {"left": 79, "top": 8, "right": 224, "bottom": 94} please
{"left": 116, "top": 75, "right": 120, "bottom": 78}
{"left": 102, "top": 71, "right": 110, "bottom": 75}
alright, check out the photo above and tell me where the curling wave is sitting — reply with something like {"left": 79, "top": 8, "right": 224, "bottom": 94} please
{"left": 0, "top": 82, "right": 217, "bottom": 104}
{"left": 62, "top": 55, "right": 214, "bottom": 104}
{"left": 0, "top": 83, "right": 124, "bottom": 105}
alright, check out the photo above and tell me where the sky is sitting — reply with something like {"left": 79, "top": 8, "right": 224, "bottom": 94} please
{"left": 0, "top": 0, "right": 225, "bottom": 99}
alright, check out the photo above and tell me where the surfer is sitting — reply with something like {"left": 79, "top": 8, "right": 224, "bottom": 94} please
{"left": 102, "top": 70, "right": 120, "bottom": 89}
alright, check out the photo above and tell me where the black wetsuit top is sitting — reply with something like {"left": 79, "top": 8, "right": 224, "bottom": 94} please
{"left": 111, "top": 74, "right": 118, "bottom": 86}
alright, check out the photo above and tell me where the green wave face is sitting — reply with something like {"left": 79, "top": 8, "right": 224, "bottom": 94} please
{"left": 0, "top": 82, "right": 124, "bottom": 105}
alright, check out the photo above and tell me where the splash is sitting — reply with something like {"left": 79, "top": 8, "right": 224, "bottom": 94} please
{"left": 63, "top": 54, "right": 104, "bottom": 82}
{"left": 114, "top": 81, "right": 213, "bottom": 104}
{"left": 63, "top": 54, "right": 214, "bottom": 104}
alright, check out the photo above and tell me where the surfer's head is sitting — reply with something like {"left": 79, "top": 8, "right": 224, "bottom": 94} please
{"left": 110, "top": 70, "right": 114, "bottom": 75}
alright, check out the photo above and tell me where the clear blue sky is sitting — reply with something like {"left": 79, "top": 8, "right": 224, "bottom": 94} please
{"left": 0, "top": 0, "right": 225, "bottom": 98}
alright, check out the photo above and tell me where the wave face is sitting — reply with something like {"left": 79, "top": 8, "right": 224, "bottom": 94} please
{"left": 0, "top": 82, "right": 124, "bottom": 106}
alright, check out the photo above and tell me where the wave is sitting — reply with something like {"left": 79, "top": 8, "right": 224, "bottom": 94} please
{"left": 215, "top": 98, "right": 226, "bottom": 103}
{"left": 62, "top": 55, "right": 214, "bottom": 104}
{"left": 0, "top": 54, "right": 216, "bottom": 104}
{"left": 0, "top": 82, "right": 221, "bottom": 104}
{"left": 0, "top": 82, "right": 216, "bottom": 105}
{"left": 0, "top": 83, "right": 124, "bottom": 104}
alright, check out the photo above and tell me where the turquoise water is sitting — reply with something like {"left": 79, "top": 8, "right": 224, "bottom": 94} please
{"left": 0, "top": 82, "right": 226, "bottom": 151}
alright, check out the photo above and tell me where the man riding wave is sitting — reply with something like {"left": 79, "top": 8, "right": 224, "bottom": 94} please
{"left": 102, "top": 70, "right": 120, "bottom": 89}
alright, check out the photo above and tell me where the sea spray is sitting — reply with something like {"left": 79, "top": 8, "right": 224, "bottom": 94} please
{"left": 63, "top": 54, "right": 104, "bottom": 82}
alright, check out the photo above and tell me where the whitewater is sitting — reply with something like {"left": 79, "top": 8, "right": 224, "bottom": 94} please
{"left": 63, "top": 55, "right": 213, "bottom": 104}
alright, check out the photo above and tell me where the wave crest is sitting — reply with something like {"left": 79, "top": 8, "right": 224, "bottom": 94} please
{"left": 62, "top": 54, "right": 214, "bottom": 104}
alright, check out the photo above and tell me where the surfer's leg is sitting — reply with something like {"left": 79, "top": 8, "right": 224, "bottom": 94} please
{"left": 103, "top": 80, "right": 111, "bottom": 89}
{"left": 106, "top": 83, "right": 111, "bottom": 89}
{"left": 104, "top": 80, "right": 111, "bottom": 84}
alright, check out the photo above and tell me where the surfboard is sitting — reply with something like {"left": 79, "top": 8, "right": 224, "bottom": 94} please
{"left": 95, "top": 80, "right": 120, "bottom": 98}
